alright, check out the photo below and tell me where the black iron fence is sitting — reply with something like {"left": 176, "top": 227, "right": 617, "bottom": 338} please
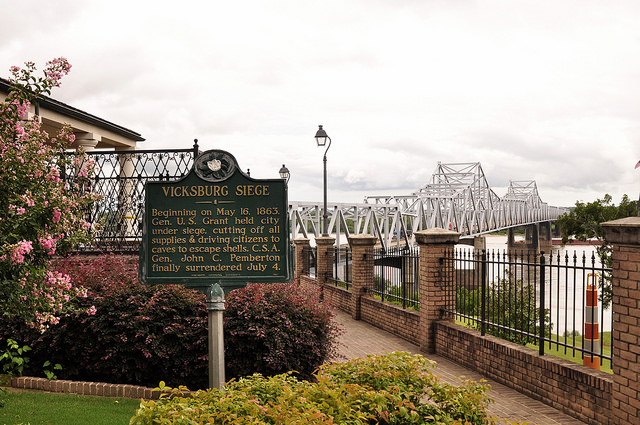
{"left": 443, "top": 248, "right": 613, "bottom": 370}
{"left": 331, "top": 246, "right": 352, "bottom": 289}
{"left": 371, "top": 245, "right": 420, "bottom": 310}
{"left": 302, "top": 246, "right": 317, "bottom": 277}
{"left": 68, "top": 143, "right": 198, "bottom": 253}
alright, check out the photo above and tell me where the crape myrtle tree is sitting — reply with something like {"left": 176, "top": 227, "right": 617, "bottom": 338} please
{"left": 556, "top": 193, "right": 637, "bottom": 309}
{"left": 0, "top": 59, "right": 99, "bottom": 328}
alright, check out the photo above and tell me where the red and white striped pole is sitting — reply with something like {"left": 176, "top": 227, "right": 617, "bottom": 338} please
{"left": 583, "top": 273, "right": 600, "bottom": 370}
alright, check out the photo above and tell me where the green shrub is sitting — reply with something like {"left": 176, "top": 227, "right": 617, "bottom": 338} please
{"left": 224, "top": 281, "right": 340, "bottom": 380}
{"left": 0, "top": 256, "right": 340, "bottom": 389}
{"left": 131, "top": 352, "right": 518, "bottom": 425}
{"left": 0, "top": 255, "right": 209, "bottom": 389}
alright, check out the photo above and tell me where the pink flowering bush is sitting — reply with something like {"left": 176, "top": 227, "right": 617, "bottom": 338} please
{"left": 0, "top": 59, "right": 98, "bottom": 326}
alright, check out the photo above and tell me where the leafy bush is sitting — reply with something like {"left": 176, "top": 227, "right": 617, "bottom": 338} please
{"left": 224, "top": 281, "right": 340, "bottom": 380}
{"left": 131, "top": 352, "right": 519, "bottom": 425}
{"left": 0, "top": 256, "right": 340, "bottom": 389}
{"left": 0, "top": 255, "right": 210, "bottom": 389}
{"left": 53, "top": 254, "right": 139, "bottom": 294}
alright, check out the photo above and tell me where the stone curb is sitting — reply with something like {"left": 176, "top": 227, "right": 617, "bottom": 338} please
{"left": 7, "top": 376, "right": 163, "bottom": 400}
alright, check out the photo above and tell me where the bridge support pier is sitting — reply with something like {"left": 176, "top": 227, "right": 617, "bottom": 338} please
{"left": 538, "top": 222, "right": 553, "bottom": 252}
{"left": 507, "top": 222, "right": 553, "bottom": 255}
{"left": 473, "top": 236, "right": 486, "bottom": 251}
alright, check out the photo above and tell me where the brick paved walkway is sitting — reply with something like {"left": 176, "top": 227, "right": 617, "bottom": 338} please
{"left": 332, "top": 310, "right": 587, "bottom": 425}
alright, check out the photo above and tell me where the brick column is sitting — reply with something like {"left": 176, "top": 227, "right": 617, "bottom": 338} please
{"left": 415, "top": 228, "right": 460, "bottom": 354}
{"left": 602, "top": 217, "right": 640, "bottom": 425}
{"left": 293, "top": 238, "right": 310, "bottom": 281}
{"left": 315, "top": 237, "right": 335, "bottom": 286}
{"left": 348, "top": 235, "right": 377, "bottom": 320}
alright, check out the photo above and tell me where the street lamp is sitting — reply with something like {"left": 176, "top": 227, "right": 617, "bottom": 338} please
{"left": 315, "top": 125, "right": 332, "bottom": 237}
{"left": 279, "top": 164, "right": 290, "bottom": 183}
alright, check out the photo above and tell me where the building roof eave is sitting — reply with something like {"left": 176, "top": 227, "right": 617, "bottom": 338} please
{"left": 0, "top": 77, "right": 145, "bottom": 142}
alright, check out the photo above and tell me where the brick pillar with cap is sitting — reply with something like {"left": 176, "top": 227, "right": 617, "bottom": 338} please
{"left": 293, "top": 238, "right": 310, "bottom": 281}
{"left": 315, "top": 237, "right": 335, "bottom": 286}
{"left": 415, "top": 228, "right": 460, "bottom": 354}
{"left": 348, "top": 235, "right": 377, "bottom": 320}
{"left": 602, "top": 217, "right": 640, "bottom": 425}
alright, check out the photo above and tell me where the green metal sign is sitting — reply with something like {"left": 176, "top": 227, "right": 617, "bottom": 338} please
{"left": 139, "top": 149, "right": 292, "bottom": 292}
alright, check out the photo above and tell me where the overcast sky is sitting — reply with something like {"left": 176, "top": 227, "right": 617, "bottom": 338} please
{"left": 2, "top": 0, "right": 639, "bottom": 207}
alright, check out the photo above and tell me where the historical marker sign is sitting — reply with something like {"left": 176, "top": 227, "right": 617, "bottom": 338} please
{"left": 139, "top": 149, "right": 292, "bottom": 292}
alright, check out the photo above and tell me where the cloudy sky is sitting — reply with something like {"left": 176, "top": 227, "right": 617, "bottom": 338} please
{"left": 2, "top": 0, "right": 639, "bottom": 207}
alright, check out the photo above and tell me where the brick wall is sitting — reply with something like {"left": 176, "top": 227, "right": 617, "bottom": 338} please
{"left": 300, "top": 275, "right": 352, "bottom": 314}
{"left": 602, "top": 217, "right": 640, "bottom": 424}
{"left": 295, "top": 219, "right": 640, "bottom": 425}
{"left": 435, "top": 321, "right": 612, "bottom": 425}
{"left": 300, "top": 275, "right": 419, "bottom": 345}
{"left": 360, "top": 296, "right": 420, "bottom": 345}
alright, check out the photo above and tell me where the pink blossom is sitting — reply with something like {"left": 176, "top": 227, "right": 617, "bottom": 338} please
{"left": 10, "top": 240, "right": 33, "bottom": 264}
{"left": 45, "top": 270, "right": 72, "bottom": 291}
{"left": 39, "top": 235, "right": 58, "bottom": 255}
{"left": 52, "top": 208, "right": 62, "bottom": 223}
{"left": 87, "top": 305, "right": 97, "bottom": 316}
{"left": 22, "top": 194, "right": 35, "bottom": 207}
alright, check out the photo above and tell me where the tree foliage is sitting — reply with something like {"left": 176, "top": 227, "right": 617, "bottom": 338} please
{"left": 556, "top": 193, "right": 637, "bottom": 308}
{"left": 457, "top": 276, "right": 551, "bottom": 345}
{"left": 556, "top": 194, "right": 636, "bottom": 244}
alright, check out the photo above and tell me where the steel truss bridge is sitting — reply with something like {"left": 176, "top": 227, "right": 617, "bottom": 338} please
{"left": 71, "top": 144, "right": 565, "bottom": 253}
{"left": 289, "top": 162, "right": 566, "bottom": 249}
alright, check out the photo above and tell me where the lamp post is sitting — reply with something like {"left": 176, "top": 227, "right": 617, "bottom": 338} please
{"left": 314, "top": 125, "right": 331, "bottom": 237}
{"left": 279, "top": 164, "right": 290, "bottom": 183}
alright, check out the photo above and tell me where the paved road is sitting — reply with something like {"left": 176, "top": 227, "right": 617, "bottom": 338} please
{"left": 332, "top": 310, "right": 587, "bottom": 425}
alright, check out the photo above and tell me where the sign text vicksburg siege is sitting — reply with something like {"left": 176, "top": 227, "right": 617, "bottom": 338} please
{"left": 140, "top": 150, "right": 292, "bottom": 291}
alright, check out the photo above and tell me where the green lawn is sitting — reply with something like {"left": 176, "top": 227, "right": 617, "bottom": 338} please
{"left": 525, "top": 335, "right": 613, "bottom": 374}
{"left": 0, "top": 390, "right": 140, "bottom": 425}
{"left": 455, "top": 317, "right": 613, "bottom": 374}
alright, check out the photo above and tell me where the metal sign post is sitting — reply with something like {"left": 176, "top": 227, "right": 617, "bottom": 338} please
{"left": 207, "top": 283, "right": 225, "bottom": 388}
{"left": 139, "top": 149, "right": 292, "bottom": 389}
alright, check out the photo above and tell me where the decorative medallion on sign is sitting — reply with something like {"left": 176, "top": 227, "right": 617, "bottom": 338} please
{"left": 194, "top": 150, "right": 237, "bottom": 182}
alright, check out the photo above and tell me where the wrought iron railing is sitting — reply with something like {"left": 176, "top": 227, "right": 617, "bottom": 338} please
{"left": 302, "top": 246, "right": 317, "bottom": 278}
{"left": 68, "top": 142, "right": 199, "bottom": 253}
{"left": 331, "top": 246, "right": 352, "bottom": 289}
{"left": 443, "top": 248, "right": 613, "bottom": 370}
{"left": 372, "top": 246, "right": 420, "bottom": 310}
